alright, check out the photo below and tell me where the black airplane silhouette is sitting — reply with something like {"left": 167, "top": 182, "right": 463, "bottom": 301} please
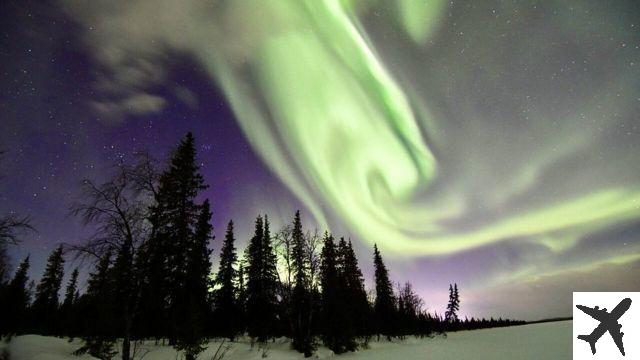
{"left": 576, "top": 298, "right": 631, "bottom": 356}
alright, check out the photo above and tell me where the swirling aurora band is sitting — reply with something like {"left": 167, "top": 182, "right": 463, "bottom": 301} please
{"left": 63, "top": 0, "right": 640, "bottom": 262}
{"left": 203, "top": 0, "right": 640, "bottom": 255}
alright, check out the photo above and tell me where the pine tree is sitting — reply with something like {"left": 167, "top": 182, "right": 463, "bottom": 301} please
{"left": 245, "top": 216, "right": 264, "bottom": 340}
{"left": 175, "top": 199, "right": 213, "bottom": 360}
{"left": 236, "top": 262, "right": 247, "bottom": 335}
{"left": 1, "top": 255, "right": 30, "bottom": 335}
{"left": 32, "top": 245, "right": 65, "bottom": 335}
{"left": 161, "top": 133, "right": 208, "bottom": 346}
{"left": 445, "top": 284, "right": 453, "bottom": 322}
{"left": 214, "top": 220, "right": 239, "bottom": 341}
{"left": 134, "top": 232, "right": 169, "bottom": 341}
{"left": 261, "top": 216, "right": 279, "bottom": 337}
{"left": 290, "top": 211, "right": 314, "bottom": 356}
{"left": 335, "top": 238, "right": 368, "bottom": 349}
{"left": 61, "top": 268, "right": 79, "bottom": 337}
{"left": 341, "top": 240, "right": 370, "bottom": 338}
{"left": 445, "top": 283, "right": 460, "bottom": 325}
{"left": 75, "top": 252, "right": 117, "bottom": 360}
{"left": 373, "top": 244, "right": 396, "bottom": 340}
{"left": 262, "top": 216, "right": 278, "bottom": 312}
{"left": 111, "top": 238, "right": 136, "bottom": 359}
{"left": 141, "top": 133, "right": 208, "bottom": 358}
{"left": 245, "top": 215, "right": 278, "bottom": 342}
{"left": 319, "top": 232, "right": 349, "bottom": 353}
{"left": 62, "top": 268, "right": 79, "bottom": 310}
{"left": 454, "top": 283, "right": 461, "bottom": 316}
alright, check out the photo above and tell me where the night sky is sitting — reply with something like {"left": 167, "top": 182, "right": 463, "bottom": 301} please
{"left": 1, "top": 0, "right": 640, "bottom": 320}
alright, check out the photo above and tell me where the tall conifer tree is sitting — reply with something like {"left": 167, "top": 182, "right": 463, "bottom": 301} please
{"left": 214, "top": 220, "right": 239, "bottom": 340}
{"left": 341, "top": 240, "right": 370, "bottom": 337}
{"left": 175, "top": 199, "right": 213, "bottom": 360}
{"left": 373, "top": 244, "right": 395, "bottom": 340}
{"left": 149, "top": 133, "right": 209, "bottom": 359}
{"left": 445, "top": 283, "right": 460, "bottom": 323}
{"left": 290, "top": 211, "right": 314, "bottom": 356}
{"left": 319, "top": 233, "right": 350, "bottom": 353}
{"left": 75, "top": 252, "right": 117, "bottom": 360}
{"left": 245, "top": 216, "right": 265, "bottom": 340}
{"left": 245, "top": 215, "right": 278, "bottom": 342}
{"left": 1, "top": 255, "right": 30, "bottom": 335}
{"left": 61, "top": 268, "right": 79, "bottom": 336}
{"left": 32, "top": 245, "right": 65, "bottom": 335}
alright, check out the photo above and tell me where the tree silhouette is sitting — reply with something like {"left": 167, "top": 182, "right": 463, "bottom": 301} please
{"left": 214, "top": 220, "right": 240, "bottom": 340}
{"left": 245, "top": 215, "right": 278, "bottom": 342}
{"left": 1, "top": 255, "right": 31, "bottom": 336}
{"left": 70, "top": 161, "right": 148, "bottom": 360}
{"left": 373, "top": 244, "right": 396, "bottom": 340}
{"left": 74, "top": 252, "right": 117, "bottom": 359}
{"left": 445, "top": 283, "right": 460, "bottom": 324}
{"left": 146, "top": 133, "right": 210, "bottom": 360}
{"left": 61, "top": 268, "right": 79, "bottom": 337}
{"left": 319, "top": 232, "right": 343, "bottom": 352}
{"left": 339, "top": 239, "right": 370, "bottom": 339}
{"left": 290, "top": 211, "right": 314, "bottom": 356}
{"left": 174, "top": 199, "right": 213, "bottom": 360}
{"left": 32, "top": 245, "right": 65, "bottom": 335}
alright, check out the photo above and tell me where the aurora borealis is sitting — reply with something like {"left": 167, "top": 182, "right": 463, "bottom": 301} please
{"left": 1, "top": 0, "right": 639, "bottom": 319}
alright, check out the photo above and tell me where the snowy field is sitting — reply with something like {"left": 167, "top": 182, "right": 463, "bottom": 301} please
{"left": 1, "top": 321, "right": 571, "bottom": 360}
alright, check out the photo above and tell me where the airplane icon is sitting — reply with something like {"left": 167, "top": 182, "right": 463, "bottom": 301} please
{"left": 576, "top": 297, "right": 631, "bottom": 356}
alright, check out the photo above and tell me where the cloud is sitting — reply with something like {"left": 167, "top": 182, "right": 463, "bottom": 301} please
{"left": 92, "top": 93, "right": 166, "bottom": 124}
{"left": 62, "top": 0, "right": 211, "bottom": 122}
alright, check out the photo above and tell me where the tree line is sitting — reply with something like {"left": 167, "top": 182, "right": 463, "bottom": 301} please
{"left": 0, "top": 134, "right": 522, "bottom": 359}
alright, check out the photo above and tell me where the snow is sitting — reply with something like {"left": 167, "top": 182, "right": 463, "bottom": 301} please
{"left": 1, "top": 321, "right": 571, "bottom": 360}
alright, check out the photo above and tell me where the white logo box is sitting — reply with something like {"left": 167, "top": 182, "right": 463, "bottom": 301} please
{"left": 573, "top": 292, "right": 640, "bottom": 359}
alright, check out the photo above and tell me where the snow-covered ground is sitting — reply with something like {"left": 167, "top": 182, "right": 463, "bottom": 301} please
{"left": 1, "top": 321, "right": 571, "bottom": 360}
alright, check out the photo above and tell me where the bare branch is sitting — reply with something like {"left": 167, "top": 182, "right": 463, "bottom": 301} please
{"left": 0, "top": 214, "right": 35, "bottom": 245}
{"left": 69, "top": 166, "right": 149, "bottom": 260}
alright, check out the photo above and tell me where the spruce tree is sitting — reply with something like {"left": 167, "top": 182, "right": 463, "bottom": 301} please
{"left": 214, "top": 220, "right": 239, "bottom": 341}
{"left": 75, "top": 252, "right": 117, "bottom": 360}
{"left": 245, "top": 216, "right": 265, "bottom": 340}
{"left": 335, "top": 238, "right": 368, "bottom": 349}
{"left": 342, "top": 240, "right": 370, "bottom": 337}
{"left": 245, "top": 215, "right": 278, "bottom": 342}
{"left": 175, "top": 199, "right": 213, "bottom": 360}
{"left": 261, "top": 216, "right": 279, "bottom": 337}
{"left": 62, "top": 268, "right": 79, "bottom": 310}
{"left": 1, "top": 255, "right": 30, "bottom": 335}
{"left": 236, "top": 262, "right": 247, "bottom": 335}
{"left": 319, "top": 232, "right": 350, "bottom": 353}
{"left": 61, "top": 268, "right": 79, "bottom": 337}
{"left": 111, "top": 238, "right": 136, "bottom": 359}
{"left": 161, "top": 133, "right": 208, "bottom": 346}
{"left": 142, "top": 132, "right": 208, "bottom": 358}
{"left": 454, "top": 283, "right": 461, "bottom": 316}
{"left": 445, "top": 283, "right": 460, "bottom": 324}
{"left": 134, "top": 232, "right": 169, "bottom": 341}
{"left": 32, "top": 245, "right": 65, "bottom": 335}
{"left": 290, "top": 211, "right": 314, "bottom": 356}
{"left": 373, "top": 244, "right": 395, "bottom": 340}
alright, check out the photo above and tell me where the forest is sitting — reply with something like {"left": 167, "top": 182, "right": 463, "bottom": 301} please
{"left": 0, "top": 134, "right": 523, "bottom": 360}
